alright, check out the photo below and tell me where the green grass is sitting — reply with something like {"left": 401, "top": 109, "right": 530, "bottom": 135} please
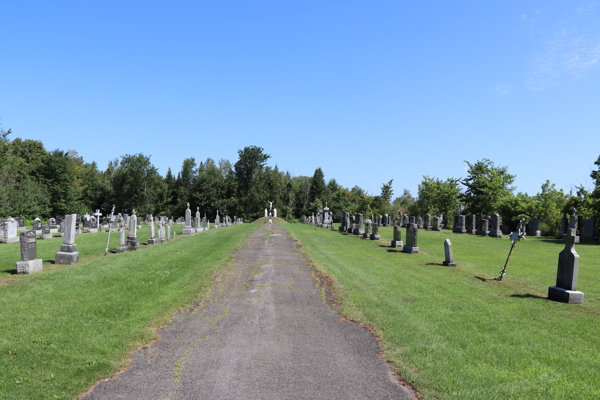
{"left": 0, "top": 223, "right": 257, "bottom": 400}
{"left": 288, "top": 223, "right": 600, "bottom": 400}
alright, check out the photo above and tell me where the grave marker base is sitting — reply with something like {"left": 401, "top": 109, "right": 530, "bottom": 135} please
{"left": 391, "top": 240, "right": 403, "bottom": 248}
{"left": 443, "top": 261, "right": 456, "bottom": 267}
{"left": 55, "top": 251, "right": 80, "bottom": 265}
{"left": 548, "top": 286, "right": 584, "bottom": 304}
{"left": 403, "top": 245, "right": 420, "bottom": 254}
{"left": 16, "top": 259, "right": 43, "bottom": 274}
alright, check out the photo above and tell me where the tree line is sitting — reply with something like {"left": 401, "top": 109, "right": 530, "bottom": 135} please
{"left": 1, "top": 125, "right": 599, "bottom": 235}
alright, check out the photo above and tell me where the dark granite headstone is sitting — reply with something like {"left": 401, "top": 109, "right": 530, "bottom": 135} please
{"left": 20, "top": 230, "right": 37, "bottom": 261}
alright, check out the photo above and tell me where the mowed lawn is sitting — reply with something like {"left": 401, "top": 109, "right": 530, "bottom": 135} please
{"left": 286, "top": 223, "right": 600, "bottom": 400}
{"left": 0, "top": 223, "right": 256, "bottom": 400}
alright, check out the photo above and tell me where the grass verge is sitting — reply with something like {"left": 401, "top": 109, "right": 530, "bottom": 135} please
{"left": 287, "top": 223, "right": 600, "bottom": 400}
{"left": 0, "top": 223, "right": 256, "bottom": 400}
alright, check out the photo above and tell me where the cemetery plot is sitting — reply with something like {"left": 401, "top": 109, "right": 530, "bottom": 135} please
{"left": 0, "top": 223, "right": 254, "bottom": 400}
{"left": 287, "top": 223, "right": 600, "bottom": 400}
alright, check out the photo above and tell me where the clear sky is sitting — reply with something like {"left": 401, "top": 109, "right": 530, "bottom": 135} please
{"left": 1, "top": 1, "right": 599, "bottom": 199}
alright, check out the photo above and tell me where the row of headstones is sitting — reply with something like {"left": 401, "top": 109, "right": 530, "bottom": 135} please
{"left": 452, "top": 214, "right": 503, "bottom": 238}
{"left": 560, "top": 217, "right": 597, "bottom": 241}
{"left": 15, "top": 210, "right": 175, "bottom": 274}
{"left": 335, "top": 212, "right": 420, "bottom": 253}
{"left": 337, "top": 210, "right": 587, "bottom": 305}
{"left": 304, "top": 205, "right": 333, "bottom": 228}
{"left": 145, "top": 215, "right": 176, "bottom": 246}
{"left": 182, "top": 204, "right": 242, "bottom": 235}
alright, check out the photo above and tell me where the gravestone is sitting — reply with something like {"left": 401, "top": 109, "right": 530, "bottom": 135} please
{"left": 559, "top": 217, "right": 568, "bottom": 237}
{"left": 408, "top": 216, "right": 415, "bottom": 225}
{"left": 215, "top": 211, "right": 221, "bottom": 228}
{"left": 477, "top": 219, "right": 489, "bottom": 236}
{"left": 40, "top": 225, "right": 52, "bottom": 240}
{"left": 432, "top": 216, "right": 441, "bottom": 231}
{"left": 55, "top": 214, "right": 80, "bottom": 265}
{"left": 466, "top": 214, "right": 477, "bottom": 235}
{"left": 116, "top": 216, "right": 128, "bottom": 253}
{"left": 195, "top": 207, "right": 201, "bottom": 233}
{"left": 126, "top": 210, "right": 140, "bottom": 251}
{"left": 166, "top": 221, "right": 172, "bottom": 241}
{"left": 353, "top": 213, "right": 364, "bottom": 235}
{"left": 416, "top": 216, "right": 423, "bottom": 229}
{"left": 370, "top": 222, "right": 380, "bottom": 240}
{"left": 184, "top": 204, "right": 194, "bottom": 235}
{"left": 548, "top": 214, "right": 584, "bottom": 304}
{"left": 403, "top": 224, "right": 420, "bottom": 254}
{"left": 33, "top": 219, "right": 42, "bottom": 231}
{"left": 364, "top": 221, "right": 372, "bottom": 239}
{"left": 148, "top": 216, "right": 159, "bottom": 244}
{"left": 442, "top": 239, "right": 456, "bottom": 266}
{"left": 453, "top": 215, "right": 467, "bottom": 233}
{"left": 488, "top": 214, "right": 502, "bottom": 238}
{"left": 423, "top": 214, "right": 431, "bottom": 230}
{"left": 527, "top": 219, "right": 541, "bottom": 237}
{"left": 159, "top": 219, "right": 165, "bottom": 242}
{"left": 341, "top": 213, "right": 347, "bottom": 233}
{"left": 15, "top": 217, "right": 25, "bottom": 232}
{"left": 59, "top": 221, "right": 65, "bottom": 237}
{"left": 88, "top": 217, "right": 98, "bottom": 233}
{"left": 582, "top": 219, "right": 596, "bottom": 241}
{"left": 403, "top": 215, "right": 409, "bottom": 227}
{"left": 0, "top": 219, "right": 18, "bottom": 243}
{"left": 391, "top": 225, "right": 403, "bottom": 248}
{"left": 202, "top": 216, "right": 208, "bottom": 231}
{"left": 16, "top": 230, "right": 43, "bottom": 274}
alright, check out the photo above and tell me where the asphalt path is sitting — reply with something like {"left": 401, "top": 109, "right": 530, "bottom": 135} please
{"left": 84, "top": 223, "right": 413, "bottom": 400}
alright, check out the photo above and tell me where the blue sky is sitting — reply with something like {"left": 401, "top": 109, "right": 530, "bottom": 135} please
{"left": 1, "top": 1, "right": 599, "bottom": 199}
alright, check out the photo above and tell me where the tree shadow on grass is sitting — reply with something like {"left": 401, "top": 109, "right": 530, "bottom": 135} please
{"left": 510, "top": 293, "right": 546, "bottom": 300}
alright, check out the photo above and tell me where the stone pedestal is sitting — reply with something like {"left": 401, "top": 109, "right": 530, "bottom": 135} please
{"left": 55, "top": 243, "right": 80, "bottom": 265}
{"left": 16, "top": 259, "right": 43, "bottom": 274}
{"left": 148, "top": 238, "right": 159, "bottom": 245}
{"left": 127, "top": 237, "right": 140, "bottom": 251}
{"left": 548, "top": 286, "right": 584, "bottom": 304}
{"left": 88, "top": 228, "right": 98, "bottom": 234}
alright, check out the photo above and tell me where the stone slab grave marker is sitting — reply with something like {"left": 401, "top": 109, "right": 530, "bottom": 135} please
{"left": 184, "top": 203, "right": 193, "bottom": 235}
{"left": 40, "top": 225, "right": 52, "bottom": 240}
{"left": 340, "top": 211, "right": 348, "bottom": 232}
{"left": 477, "top": 219, "right": 489, "bottom": 236}
{"left": 116, "top": 216, "right": 128, "bottom": 253}
{"left": 353, "top": 213, "right": 364, "bottom": 235}
{"left": 527, "top": 219, "right": 541, "bottom": 237}
{"left": 126, "top": 209, "right": 140, "bottom": 250}
{"left": 16, "top": 217, "right": 26, "bottom": 232}
{"left": 1, "top": 218, "right": 19, "bottom": 243}
{"left": 392, "top": 225, "right": 403, "bottom": 248}
{"left": 432, "top": 216, "right": 441, "bottom": 231}
{"left": 148, "top": 215, "right": 159, "bottom": 244}
{"left": 159, "top": 219, "right": 165, "bottom": 242}
{"left": 443, "top": 239, "right": 456, "bottom": 266}
{"left": 403, "top": 223, "right": 420, "bottom": 253}
{"left": 453, "top": 215, "right": 467, "bottom": 233}
{"left": 423, "top": 214, "right": 431, "bottom": 230}
{"left": 582, "top": 219, "right": 596, "bottom": 241}
{"left": 17, "top": 230, "right": 43, "bottom": 274}
{"left": 55, "top": 214, "right": 80, "bottom": 265}
{"left": 548, "top": 210, "right": 584, "bottom": 304}
{"left": 370, "top": 221, "right": 380, "bottom": 240}
{"left": 488, "top": 214, "right": 502, "bottom": 238}
{"left": 364, "top": 220, "right": 372, "bottom": 239}
{"left": 466, "top": 214, "right": 477, "bottom": 234}
{"left": 417, "top": 216, "right": 423, "bottom": 229}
